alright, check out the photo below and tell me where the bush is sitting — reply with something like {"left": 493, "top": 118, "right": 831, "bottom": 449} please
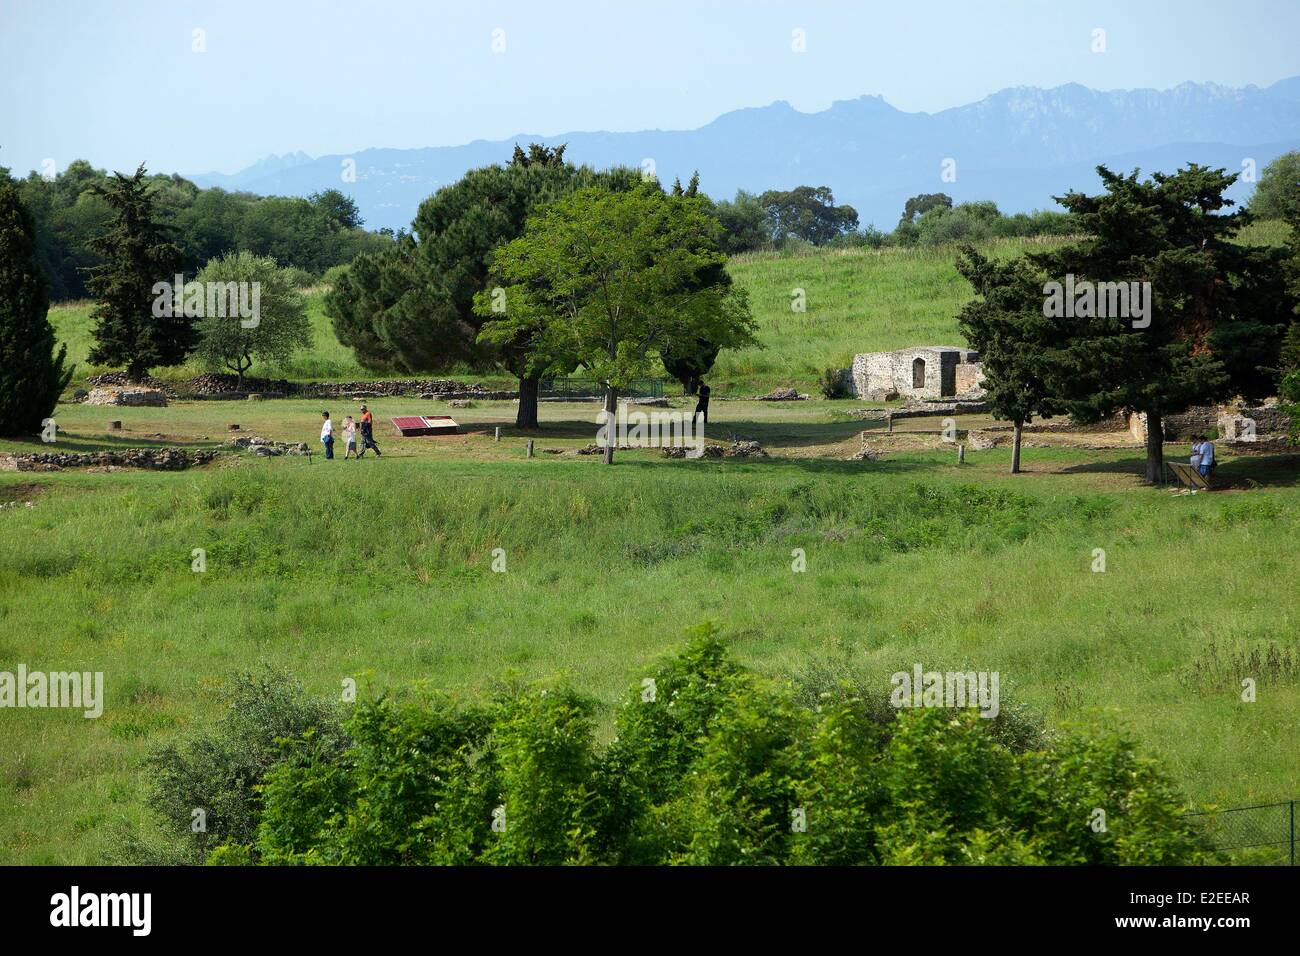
{"left": 205, "top": 627, "right": 1209, "bottom": 866}
{"left": 128, "top": 667, "right": 345, "bottom": 864}
{"left": 819, "top": 367, "right": 852, "bottom": 399}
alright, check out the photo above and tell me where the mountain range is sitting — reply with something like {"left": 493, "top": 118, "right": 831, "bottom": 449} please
{"left": 188, "top": 77, "right": 1300, "bottom": 233}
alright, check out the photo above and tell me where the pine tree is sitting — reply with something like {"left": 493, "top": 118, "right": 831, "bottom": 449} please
{"left": 85, "top": 164, "right": 190, "bottom": 381}
{"left": 0, "top": 168, "right": 72, "bottom": 436}
{"left": 1031, "top": 164, "right": 1292, "bottom": 483}
{"left": 955, "top": 247, "right": 1062, "bottom": 473}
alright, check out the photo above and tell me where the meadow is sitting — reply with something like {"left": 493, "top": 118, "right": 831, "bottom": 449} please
{"left": 4, "top": 227, "right": 1297, "bottom": 865}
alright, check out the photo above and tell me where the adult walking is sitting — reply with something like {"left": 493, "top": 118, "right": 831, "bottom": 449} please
{"left": 320, "top": 411, "right": 334, "bottom": 459}
{"left": 357, "top": 403, "right": 382, "bottom": 458}
{"left": 694, "top": 381, "right": 711, "bottom": 425}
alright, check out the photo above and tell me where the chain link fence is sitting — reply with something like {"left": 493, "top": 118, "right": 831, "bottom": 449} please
{"left": 1187, "top": 800, "right": 1296, "bottom": 865}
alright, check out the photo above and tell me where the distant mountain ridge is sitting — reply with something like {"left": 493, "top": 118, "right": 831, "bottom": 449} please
{"left": 187, "top": 78, "right": 1300, "bottom": 233}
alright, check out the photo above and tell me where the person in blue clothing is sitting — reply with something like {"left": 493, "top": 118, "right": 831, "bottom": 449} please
{"left": 320, "top": 411, "right": 334, "bottom": 459}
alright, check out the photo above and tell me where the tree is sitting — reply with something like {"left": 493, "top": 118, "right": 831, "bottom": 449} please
{"left": 191, "top": 251, "right": 311, "bottom": 388}
{"left": 478, "top": 183, "right": 756, "bottom": 463}
{"left": 1248, "top": 151, "right": 1300, "bottom": 220}
{"left": 713, "top": 189, "right": 768, "bottom": 255}
{"left": 956, "top": 247, "right": 1062, "bottom": 473}
{"left": 1031, "top": 164, "right": 1293, "bottom": 483}
{"left": 85, "top": 164, "right": 191, "bottom": 381}
{"left": 309, "top": 189, "right": 363, "bottom": 231}
{"left": 759, "top": 186, "right": 859, "bottom": 245}
{"left": 329, "top": 147, "right": 639, "bottom": 428}
{"left": 0, "top": 168, "right": 72, "bottom": 436}
{"left": 900, "top": 192, "right": 952, "bottom": 224}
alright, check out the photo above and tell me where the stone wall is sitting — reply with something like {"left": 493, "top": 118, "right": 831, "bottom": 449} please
{"left": 4, "top": 448, "right": 219, "bottom": 471}
{"left": 850, "top": 347, "right": 976, "bottom": 400}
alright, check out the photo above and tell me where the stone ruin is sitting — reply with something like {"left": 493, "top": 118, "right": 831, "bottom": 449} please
{"left": 85, "top": 385, "right": 168, "bottom": 407}
{"left": 848, "top": 346, "right": 984, "bottom": 401}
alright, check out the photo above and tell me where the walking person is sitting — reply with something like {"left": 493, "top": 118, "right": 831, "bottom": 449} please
{"left": 342, "top": 415, "right": 358, "bottom": 460}
{"left": 694, "top": 381, "right": 711, "bottom": 425}
{"left": 357, "top": 403, "right": 382, "bottom": 458}
{"left": 320, "top": 411, "right": 334, "bottom": 460}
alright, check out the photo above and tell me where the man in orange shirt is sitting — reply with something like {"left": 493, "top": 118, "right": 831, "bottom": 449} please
{"left": 357, "top": 404, "right": 382, "bottom": 458}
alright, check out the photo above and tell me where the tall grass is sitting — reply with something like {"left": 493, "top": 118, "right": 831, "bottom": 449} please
{"left": 2, "top": 453, "right": 1298, "bottom": 862}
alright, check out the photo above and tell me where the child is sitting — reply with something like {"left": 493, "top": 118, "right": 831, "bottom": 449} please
{"left": 342, "top": 415, "right": 358, "bottom": 459}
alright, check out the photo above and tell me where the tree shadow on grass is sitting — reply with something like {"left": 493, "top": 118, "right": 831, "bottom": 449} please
{"left": 1058, "top": 452, "right": 1300, "bottom": 490}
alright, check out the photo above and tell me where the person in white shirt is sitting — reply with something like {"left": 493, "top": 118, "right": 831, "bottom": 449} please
{"left": 320, "top": 411, "right": 334, "bottom": 459}
{"left": 1190, "top": 437, "right": 1203, "bottom": 469}
{"left": 1197, "top": 435, "right": 1215, "bottom": 476}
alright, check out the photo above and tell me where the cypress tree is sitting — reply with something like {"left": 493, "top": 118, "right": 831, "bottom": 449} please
{"left": 955, "top": 247, "right": 1062, "bottom": 474}
{"left": 1031, "top": 164, "right": 1292, "bottom": 483}
{"left": 85, "top": 164, "right": 190, "bottom": 381}
{"left": 0, "top": 167, "right": 72, "bottom": 436}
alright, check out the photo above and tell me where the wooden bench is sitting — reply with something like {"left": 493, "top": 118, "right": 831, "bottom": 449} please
{"left": 1167, "top": 461, "right": 1214, "bottom": 491}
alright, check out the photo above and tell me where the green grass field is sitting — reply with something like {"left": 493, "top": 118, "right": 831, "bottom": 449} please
{"left": 8, "top": 228, "right": 1298, "bottom": 865}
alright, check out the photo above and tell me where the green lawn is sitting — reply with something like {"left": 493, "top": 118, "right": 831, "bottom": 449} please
{"left": 2, "top": 396, "right": 1298, "bottom": 864}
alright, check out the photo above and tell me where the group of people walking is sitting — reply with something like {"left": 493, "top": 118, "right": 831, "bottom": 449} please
{"left": 319, "top": 404, "right": 381, "bottom": 460}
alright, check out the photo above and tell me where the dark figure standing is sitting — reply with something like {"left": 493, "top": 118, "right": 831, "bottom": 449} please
{"left": 357, "top": 403, "right": 382, "bottom": 458}
{"left": 694, "top": 382, "right": 711, "bottom": 424}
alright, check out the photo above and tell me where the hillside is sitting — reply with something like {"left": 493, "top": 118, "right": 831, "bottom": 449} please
{"left": 48, "top": 221, "right": 1289, "bottom": 393}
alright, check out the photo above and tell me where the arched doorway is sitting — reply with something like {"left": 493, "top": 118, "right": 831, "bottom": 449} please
{"left": 912, "top": 357, "right": 926, "bottom": 389}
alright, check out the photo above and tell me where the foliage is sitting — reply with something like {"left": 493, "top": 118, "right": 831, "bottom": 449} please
{"left": 16, "top": 161, "right": 391, "bottom": 300}
{"left": 1030, "top": 164, "right": 1294, "bottom": 481}
{"left": 134, "top": 668, "right": 345, "bottom": 864}
{"left": 759, "top": 185, "right": 859, "bottom": 245}
{"left": 192, "top": 251, "right": 311, "bottom": 387}
{"left": 1248, "top": 151, "right": 1300, "bottom": 221}
{"left": 819, "top": 366, "right": 851, "bottom": 399}
{"left": 0, "top": 167, "right": 71, "bottom": 435}
{"left": 203, "top": 627, "right": 1209, "bottom": 866}
{"left": 84, "top": 164, "right": 192, "bottom": 381}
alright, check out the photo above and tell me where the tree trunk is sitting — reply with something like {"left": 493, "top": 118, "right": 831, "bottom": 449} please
{"left": 126, "top": 362, "right": 147, "bottom": 384}
{"left": 684, "top": 377, "right": 699, "bottom": 397}
{"left": 1011, "top": 420, "right": 1023, "bottom": 474}
{"left": 1144, "top": 411, "right": 1165, "bottom": 484}
{"left": 516, "top": 375, "right": 540, "bottom": 429}
{"left": 603, "top": 384, "right": 617, "bottom": 465}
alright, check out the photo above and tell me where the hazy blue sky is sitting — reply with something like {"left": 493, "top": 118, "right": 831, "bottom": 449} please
{"left": 3, "top": 0, "right": 1299, "bottom": 177}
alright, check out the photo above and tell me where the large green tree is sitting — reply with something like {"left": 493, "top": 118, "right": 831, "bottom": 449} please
{"left": 328, "top": 146, "right": 638, "bottom": 427}
{"left": 85, "top": 164, "right": 192, "bottom": 381}
{"left": 192, "top": 251, "right": 311, "bottom": 388}
{"left": 956, "top": 247, "right": 1062, "bottom": 473}
{"left": 477, "top": 183, "right": 756, "bottom": 463}
{"left": 759, "top": 185, "right": 859, "bottom": 245}
{"left": 1248, "top": 151, "right": 1300, "bottom": 220}
{"left": 0, "top": 168, "right": 72, "bottom": 435}
{"left": 1031, "top": 164, "right": 1292, "bottom": 483}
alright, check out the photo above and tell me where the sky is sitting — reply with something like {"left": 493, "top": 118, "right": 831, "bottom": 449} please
{"left": 3, "top": 0, "right": 1300, "bottom": 178}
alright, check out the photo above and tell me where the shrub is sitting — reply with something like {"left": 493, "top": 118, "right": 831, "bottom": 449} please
{"left": 131, "top": 667, "right": 345, "bottom": 864}
{"left": 205, "top": 628, "right": 1209, "bottom": 866}
{"left": 819, "top": 366, "right": 852, "bottom": 399}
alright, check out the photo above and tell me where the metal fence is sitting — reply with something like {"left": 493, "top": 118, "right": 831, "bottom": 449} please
{"left": 538, "top": 377, "right": 665, "bottom": 399}
{"left": 1187, "top": 800, "right": 1296, "bottom": 865}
